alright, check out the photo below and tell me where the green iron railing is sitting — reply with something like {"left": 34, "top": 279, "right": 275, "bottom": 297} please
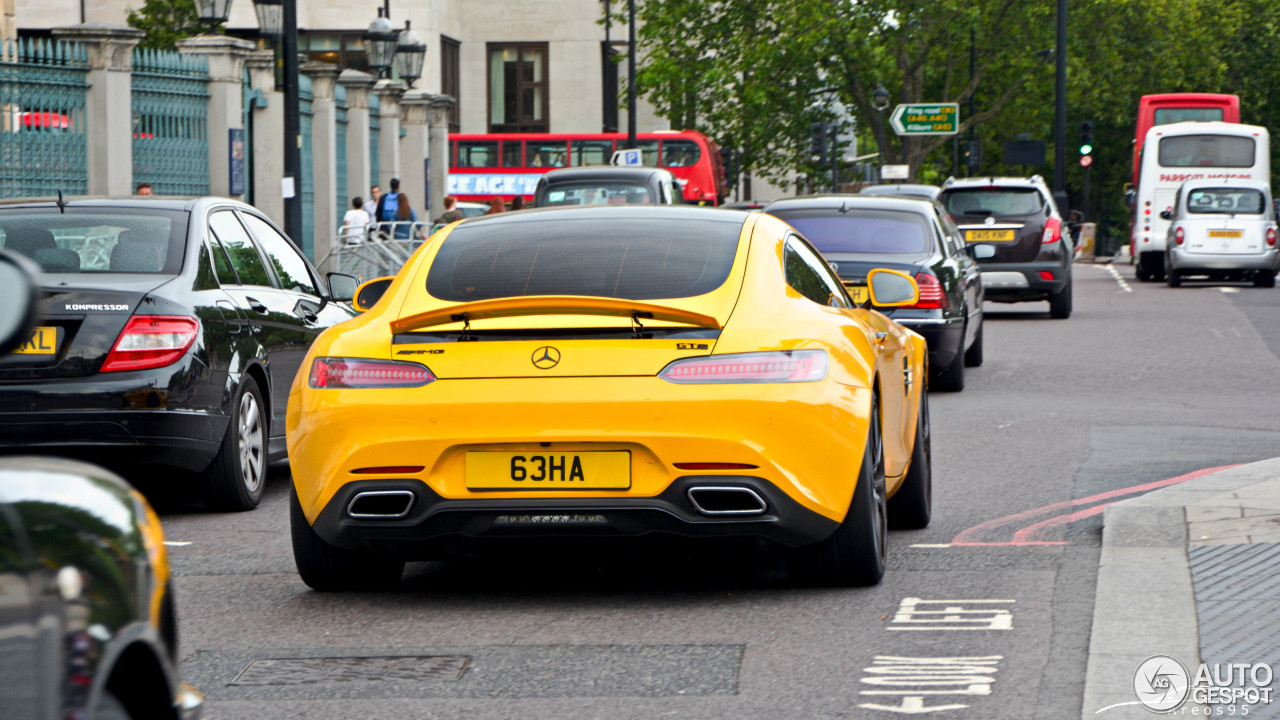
{"left": 0, "top": 38, "right": 89, "bottom": 198}
{"left": 132, "top": 48, "right": 210, "bottom": 196}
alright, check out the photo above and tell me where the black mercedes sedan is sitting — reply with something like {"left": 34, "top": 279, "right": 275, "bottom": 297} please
{"left": 0, "top": 197, "right": 358, "bottom": 510}
{"left": 765, "top": 195, "right": 988, "bottom": 392}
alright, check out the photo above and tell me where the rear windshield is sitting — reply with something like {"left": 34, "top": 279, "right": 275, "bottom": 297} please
{"left": 771, "top": 210, "right": 932, "bottom": 254}
{"left": 0, "top": 208, "right": 187, "bottom": 274}
{"left": 941, "top": 188, "right": 1044, "bottom": 217}
{"left": 1186, "top": 188, "right": 1266, "bottom": 214}
{"left": 1158, "top": 135, "right": 1255, "bottom": 168}
{"left": 544, "top": 183, "right": 653, "bottom": 206}
{"left": 1154, "top": 108, "right": 1224, "bottom": 125}
{"left": 425, "top": 217, "right": 741, "bottom": 301}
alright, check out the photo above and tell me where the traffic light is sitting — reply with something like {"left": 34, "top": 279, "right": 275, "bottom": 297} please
{"left": 1079, "top": 121, "right": 1094, "bottom": 156}
{"left": 809, "top": 122, "right": 829, "bottom": 164}
{"left": 964, "top": 139, "right": 981, "bottom": 170}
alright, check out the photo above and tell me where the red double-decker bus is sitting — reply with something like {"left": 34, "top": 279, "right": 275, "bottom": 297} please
{"left": 447, "top": 129, "right": 727, "bottom": 205}
{"left": 1132, "top": 93, "right": 1240, "bottom": 186}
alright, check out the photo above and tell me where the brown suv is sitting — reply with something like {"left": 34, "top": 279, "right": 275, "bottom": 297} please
{"left": 939, "top": 175, "right": 1074, "bottom": 319}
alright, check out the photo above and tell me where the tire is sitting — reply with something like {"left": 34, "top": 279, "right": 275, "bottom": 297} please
{"left": 92, "top": 690, "right": 133, "bottom": 720}
{"left": 930, "top": 330, "right": 965, "bottom": 392}
{"left": 1166, "top": 269, "right": 1182, "bottom": 287}
{"left": 200, "top": 376, "right": 267, "bottom": 511}
{"left": 786, "top": 394, "right": 887, "bottom": 587}
{"left": 963, "top": 320, "right": 984, "bottom": 368}
{"left": 888, "top": 390, "right": 931, "bottom": 530}
{"left": 1254, "top": 271, "right": 1276, "bottom": 288}
{"left": 1135, "top": 264, "right": 1150, "bottom": 282}
{"left": 1048, "top": 280, "right": 1072, "bottom": 319}
{"left": 290, "top": 485, "right": 404, "bottom": 591}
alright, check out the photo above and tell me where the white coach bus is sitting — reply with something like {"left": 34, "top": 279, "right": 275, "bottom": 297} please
{"left": 1130, "top": 121, "right": 1270, "bottom": 281}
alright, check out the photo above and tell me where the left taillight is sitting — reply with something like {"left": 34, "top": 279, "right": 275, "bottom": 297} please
{"left": 308, "top": 357, "right": 435, "bottom": 389}
{"left": 658, "top": 350, "right": 828, "bottom": 384}
{"left": 100, "top": 315, "right": 200, "bottom": 373}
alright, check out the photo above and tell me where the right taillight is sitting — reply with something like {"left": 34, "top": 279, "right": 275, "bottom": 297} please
{"left": 905, "top": 272, "right": 949, "bottom": 310}
{"left": 658, "top": 350, "right": 828, "bottom": 384}
{"left": 1268, "top": 227, "right": 1277, "bottom": 247}
{"left": 308, "top": 357, "right": 435, "bottom": 389}
{"left": 1175, "top": 226, "right": 1185, "bottom": 245}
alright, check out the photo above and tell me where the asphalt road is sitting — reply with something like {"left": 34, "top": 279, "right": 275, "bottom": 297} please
{"left": 150, "top": 262, "right": 1280, "bottom": 719}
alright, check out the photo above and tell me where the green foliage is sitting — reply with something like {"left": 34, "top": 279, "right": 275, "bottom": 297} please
{"left": 127, "top": 0, "right": 207, "bottom": 51}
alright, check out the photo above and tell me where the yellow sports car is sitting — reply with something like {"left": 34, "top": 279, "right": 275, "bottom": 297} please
{"left": 287, "top": 206, "right": 930, "bottom": 588}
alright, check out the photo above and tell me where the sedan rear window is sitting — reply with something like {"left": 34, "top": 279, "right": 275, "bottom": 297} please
{"left": 0, "top": 208, "right": 187, "bottom": 274}
{"left": 941, "top": 188, "right": 1044, "bottom": 217}
{"left": 426, "top": 217, "right": 741, "bottom": 301}
{"left": 1186, "top": 188, "right": 1266, "bottom": 214}
{"left": 544, "top": 183, "right": 653, "bottom": 206}
{"left": 771, "top": 210, "right": 931, "bottom": 254}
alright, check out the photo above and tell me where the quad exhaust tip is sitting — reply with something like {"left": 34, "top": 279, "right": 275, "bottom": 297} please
{"left": 347, "top": 490, "right": 415, "bottom": 519}
{"left": 686, "top": 486, "right": 767, "bottom": 516}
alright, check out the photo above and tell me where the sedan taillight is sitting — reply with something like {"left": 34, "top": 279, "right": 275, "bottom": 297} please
{"left": 308, "top": 357, "right": 435, "bottom": 389}
{"left": 1268, "top": 227, "right": 1277, "bottom": 247}
{"left": 659, "top": 350, "right": 828, "bottom": 384}
{"left": 1175, "top": 226, "right": 1185, "bottom": 245}
{"left": 101, "top": 315, "right": 199, "bottom": 373}
{"left": 904, "top": 272, "right": 949, "bottom": 310}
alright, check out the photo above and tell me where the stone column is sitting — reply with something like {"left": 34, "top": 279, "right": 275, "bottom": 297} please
{"left": 302, "top": 62, "right": 340, "bottom": 266}
{"left": 51, "top": 23, "right": 144, "bottom": 196}
{"left": 245, "top": 49, "right": 283, "bottom": 224}
{"left": 337, "top": 69, "right": 376, "bottom": 209}
{"left": 427, "top": 94, "right": 455, "bottom": 216}
{"left": 399, "top": 90, "right": 430, "bottom": 216}
{"left": 373, "top": 79, "right": 406, "bottom": 184}
{"left": 176, "top": 34, "right": 255, "bottom": 199}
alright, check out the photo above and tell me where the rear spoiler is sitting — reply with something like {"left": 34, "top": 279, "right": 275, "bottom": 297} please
{"left": 390, "top": 295, "right": 722, "bottom": 334}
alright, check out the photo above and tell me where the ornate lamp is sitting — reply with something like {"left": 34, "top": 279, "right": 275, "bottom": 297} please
{"left": 251, "top": 0, "right": 283, "bottom": 37}
{"left": 364, "top": 8, "right": 399, "bottom": 78}
{"left": 392, "top": 20, "right": 426, "bottom": 88}
{"left": 194, "top": 0, "right": 234, "bottom": 29}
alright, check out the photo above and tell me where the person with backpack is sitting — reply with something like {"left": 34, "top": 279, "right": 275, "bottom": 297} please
{"left": 373, "top": 177, "right": 401, "bottom": 237}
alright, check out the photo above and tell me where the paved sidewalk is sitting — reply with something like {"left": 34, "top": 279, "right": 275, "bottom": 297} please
{"left": 1082, "top": 458, "right": 1280, "bottom": 718}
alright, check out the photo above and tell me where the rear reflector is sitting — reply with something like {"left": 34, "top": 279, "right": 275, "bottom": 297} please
{"left": 659, "top": 350, "right": 828, "bottom": 384}
{"left": 101, "top": 315, "right": 200, "bottom": 373}
{"left": 352, "top": 466, "right": 425, "bottom": 474}
{"left": 309, "top": 357, "right": 434, "bottom": 389}
{"left": 674, "top": 462, "right": 759, "bottom": 471}
{"left": 905, "top": 272, "right": 948, "bottom": 310}
{"left": 1039, "top": 271, "right": 1055, "bottom": 281}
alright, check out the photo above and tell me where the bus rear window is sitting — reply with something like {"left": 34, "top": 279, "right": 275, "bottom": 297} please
{"left": 1158, "top": 135, "right": 1255, "bottom": 168}
{"left": 426, "top": 217, "right": 741, "bottom": 301}
{"left": 1154, "top": 108, "right": 1224, "bottom": 125}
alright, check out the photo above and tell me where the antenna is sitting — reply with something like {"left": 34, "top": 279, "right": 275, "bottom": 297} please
{"left": 56, "top": 190, "right": 67, "bottom": 214}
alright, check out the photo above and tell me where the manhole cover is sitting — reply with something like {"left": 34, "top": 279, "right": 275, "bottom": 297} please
{"left": 231, "top": 655, "right": 470, "bottom": 686}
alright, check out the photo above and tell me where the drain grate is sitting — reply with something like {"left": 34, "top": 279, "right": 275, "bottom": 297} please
{"left": 231, "top": 655, "right": 470, "bottom": 686}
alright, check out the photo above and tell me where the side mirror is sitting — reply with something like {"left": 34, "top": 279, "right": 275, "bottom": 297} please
{"left": 969, "top": 244, "right": 997, "bottom": 260}
{"left": 1159, "top": 209, "right": 1172, "bottom": 220}
{"left": 1124, "top": 187, "right": 1136, "bottom": 208}
{"left": 353, "top": 277, "right": 394, "bottom": 313}
{"left": 866, "top": 268, "right": 919, "bottom": 307}
{"left": 0, "top": 250, "right": 40, "bottom": 355}
{"left": 327, "top": 272, "right": 359, "bottom": 302}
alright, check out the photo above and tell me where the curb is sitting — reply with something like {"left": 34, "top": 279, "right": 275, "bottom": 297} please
{"left": 1080, "top": 457, "right": 1280, "bottom": 718}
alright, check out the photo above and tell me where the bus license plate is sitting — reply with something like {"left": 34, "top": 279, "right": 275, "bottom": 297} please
{"left": 12, "top": 326, "right": 58, "bottom": 355}
{"left": 466, "top": 451, "right": 631, "bottom": 490}
{"left": 966, "top": 229, "right": 1015, "bottom": 242}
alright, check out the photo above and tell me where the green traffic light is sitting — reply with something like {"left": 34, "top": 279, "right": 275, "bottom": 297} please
{"left": 1080, "top": 143, "right": 1093, "bottom": 155}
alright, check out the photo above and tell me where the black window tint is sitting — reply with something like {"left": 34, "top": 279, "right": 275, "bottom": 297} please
{"left": 772, "top": 209, "right": 932, "bottom": 254}
{"left": 239, "top": 213, "right": 317, "bottom": 295}
{"left": 209, "top": 211, "right": 271, "bottom": 287}
{"left": 1158, "top": 135, "right": 1255, "bottom": 168}
{"left": 941, "top": 188, "right": 1044, "bottom": 216}
{"left": 426, "top": 216, "right": 741, "bottom": 301}
{"left": 208, "top": 239, "right": 238, "bottom": 285}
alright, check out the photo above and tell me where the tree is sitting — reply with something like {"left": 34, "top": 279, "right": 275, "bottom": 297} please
{"left": 127, "top": 0, "right": 207, "bottom": 51}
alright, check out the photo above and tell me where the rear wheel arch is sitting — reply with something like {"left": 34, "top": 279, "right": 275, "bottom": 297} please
{"left": 103, "top": 640, "right": 177, "bottom": 720}
{"left": 242, "top": 362, "right": 271, "bottom": 433}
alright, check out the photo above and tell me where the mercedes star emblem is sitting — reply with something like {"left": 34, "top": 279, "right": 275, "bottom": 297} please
{"left": 531, "top": 346, "right": 561, "bottom": 369}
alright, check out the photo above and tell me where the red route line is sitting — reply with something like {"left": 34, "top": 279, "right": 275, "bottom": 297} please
{"left": 950, "top": 464, "right": 1242, "bottom": 547}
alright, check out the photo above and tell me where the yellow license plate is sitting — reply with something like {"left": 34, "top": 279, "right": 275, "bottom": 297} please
{"left": 466, "top": 451, "right": 631, "bottom": 490}
{"left": 966, "top": 229, "right": 1015, "bottom": 242}
{"left": 12, "top": 326, "right": 58, "bottom": 355}
{"left": 1208, "top": 230, "right": 1243, "bottom": 238}
{"left": 845, "top": 285, "right": 869, "bottom": 305}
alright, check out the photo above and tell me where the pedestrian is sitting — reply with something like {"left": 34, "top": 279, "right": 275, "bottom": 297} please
{"left": 511, "top": 195, "right": 528, "bottom": 211}
{"left": 136, "top": 182, "right": 153, "bottom": 196}
{"left": 374, "top": 178, "right": 401, "bottom": 223}
{"left": 484, "top": 197, "right": 506, "bottom": 215}
{"left": 433, "top": 195, "right": 463, "bottom": 225}
{"left": 342, "top": 196, "right": 371, "bottom": 244}
{"left": 393, "top": 189, "right": 421, "bottom": 240}
{"left": 369, "top": 184, "right": 382, "bottom": 208}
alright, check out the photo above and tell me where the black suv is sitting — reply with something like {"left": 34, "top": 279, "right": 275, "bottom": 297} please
{"left": 939, "top": 176, "right": 1073, "bottom": 319}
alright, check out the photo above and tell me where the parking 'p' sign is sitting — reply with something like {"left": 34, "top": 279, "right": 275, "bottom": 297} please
{"left": 611, "top": 148, "right": 644, "bottom": 166}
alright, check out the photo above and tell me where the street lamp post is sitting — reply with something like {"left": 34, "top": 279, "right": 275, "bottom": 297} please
{"left": 193, "top": 0, "right": 233, "bottom": 29}
{"left": 392, "top": 21, "right": 426, "bottom": 89}
{"left": 872, "top": 85, "right": 890, "bottom": 183}
{"left": 364, "top": 8, "right": 399, "bottom": 79}
{"left": 251, "top": 0, "right": 283, "bottom": 37}
{"left": 282, "top": 0, "right": 302, "bottom": 243}
{"left": 626, "top": 0, "right": 636, "bottom": 149}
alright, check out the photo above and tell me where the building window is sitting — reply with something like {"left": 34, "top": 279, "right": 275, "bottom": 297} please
{"left": 487, "top": 43, "right": 548, "bottom": 133}
{"left": 441, "top": 35, "right": 460, "bottom": 133}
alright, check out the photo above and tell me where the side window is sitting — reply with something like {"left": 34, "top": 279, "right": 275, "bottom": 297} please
{"left": 209, "top": 211, "right": 272, "bottom": 287}
{"left": 785, "top": 236, "right": 849, "bottom": 308}
{"left": 938, "top": 209, "right": 966, "bottom": 253}
{"left": 208, "top": 238, "right": 238, "bottom": 285}
{"left": 238, "top": 213, "right": 318, "bottom": 296}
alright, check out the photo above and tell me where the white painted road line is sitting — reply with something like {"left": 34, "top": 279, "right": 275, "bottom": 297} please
{"left": 163, "top": 541, "right": 193, "bottom": 547}
{"left": 889, "top": 598, "right": 1015, "bottom": 630}
{"left": 909, "top": 543, "right": 954, "bottom": 548}
{"left": 1097, "top": 263, "right": 1133, "bottom": 293}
